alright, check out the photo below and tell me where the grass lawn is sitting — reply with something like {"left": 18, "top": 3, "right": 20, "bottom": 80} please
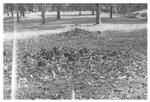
{"left": 3, "top": 11, "right": 146, "bottom": 33}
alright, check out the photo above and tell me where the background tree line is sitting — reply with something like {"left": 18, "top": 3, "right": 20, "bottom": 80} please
{"left": 4, "top": 3, "right": 147, "bottom": 24}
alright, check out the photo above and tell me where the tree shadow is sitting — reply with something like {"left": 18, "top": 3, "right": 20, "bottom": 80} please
{"left": 3, "top": 15, "right": 147, "bottom": 33}
{"left": 3, "top": 16, "right": 14, "bottom": 21}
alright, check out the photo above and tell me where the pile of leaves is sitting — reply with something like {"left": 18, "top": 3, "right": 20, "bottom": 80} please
{"left": 17, "top": 46, "right": 147, "bottom": 99}
{"left": 3, "top": 41, "right": 13, "bottom": 99}
{"left": 3, "top": 28, "right": 147, "bottom": 99}
{"left": 3, "top": 54, "right": 12, "bottom": 99}
{"left": 58, "top": 28, "right": 101, "bottom": 38}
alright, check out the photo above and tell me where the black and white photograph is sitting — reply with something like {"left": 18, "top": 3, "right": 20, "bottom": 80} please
{"left": 2, "top": 1, "right": 148, "bottom": 100}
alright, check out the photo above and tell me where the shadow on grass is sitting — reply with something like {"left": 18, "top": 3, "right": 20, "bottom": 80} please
{"left": 3, "top": 15, "right": 147, "bottom": 33}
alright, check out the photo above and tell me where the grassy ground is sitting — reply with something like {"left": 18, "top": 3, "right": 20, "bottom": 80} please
{"left": 3, "top": 11, "right": 146, "bottom": 33}
{"left": 17, "top": 28, "right": 147, "bottom": 99}
{"left": 3, "top": 28, "right": 147, "bottom": 99}
{"left": 3, "top": 11, "right": 147, "bottom": 99}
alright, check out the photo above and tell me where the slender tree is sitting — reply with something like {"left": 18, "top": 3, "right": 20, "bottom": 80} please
{"left": 41, "top": 4, "right": 46, "bottom": 24}
{"left": 76, "top": 4, "right": 82, "bottom": 15}
{"left": 8, "top": 4, "right": 14, "bottom": 17}
{"left": 79, "top": 9, "right": 81, "bottom": 15}
{"left": 16, "top": 4, "right": 20, "bottom": 22}
{"left": 57, "top": 5, "right": 61, "bottom": 19}
{"left": 110, "top": 5, "right": 113, "bottom": 18}
{"left": 127, "top": 4, "right": 131, "bottom": 15}
{"left": 96, "top": 4, "right": 101, "bottom": 24}
{"left": 91, "top": 4, "right": 96, "bottom": 15}
{"left": 92, "top": 9, "right": 95, "bottom": 15}
{"left": 6, "top": 5, "right": 10, "bottom": 16}
{"left": 18, "top": 4, "right": 26, "bottom": 18}
{"left": 10, "top": 8, "right": 14, "bottom": 17}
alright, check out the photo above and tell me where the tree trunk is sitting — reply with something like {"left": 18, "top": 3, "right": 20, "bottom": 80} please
{"left": 57, "top": 6, "right": 61, "bottom": 19}
{"left": 41, "top": 4, "right": 45, "bottom": 24}
{"left": 110, "top": 5, "right": 113, "bottom": 19}
{"left": 19, "top": 4, "right": 25, "bottom": 18}
{"left": 7, "top": 6, "right": 9, "bottom": 16}
{"left": 22, "top": 10, "right": 25, "bottom": 17}
{"left": 37, "top": 6, "right": 38, "bottom": 12}
{"left": 20, "top": 11, "right": 23, "bottom": 18}
{"left": 11, "top": 10, "right": 14, "bottom": 17}
{"left": 92, "top": 9, "right": 95, "bottom": 15}
{"left": 79, "top": 10, "right": 81, "bottom": 15}
{"left": 127, "top": 4, "right": 131, "bottom": 15}
{"left": 17, "top": 11, "right": 20, "bottom": 22}
{"left": 16, "top": 6, "right": 20, "bottom": 22}
{"left": 96, "top": 4, "right": 101, "bottom": 24}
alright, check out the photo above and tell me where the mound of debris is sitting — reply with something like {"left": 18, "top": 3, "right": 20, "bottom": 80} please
{"left": 17, "top": 46, "right": 147, "bottom": 99}
{"left": 59, "top": 28, "right": 101, "bottom": 38}
{"left": 3, "top": 46, "right": 13, "bottom": 99}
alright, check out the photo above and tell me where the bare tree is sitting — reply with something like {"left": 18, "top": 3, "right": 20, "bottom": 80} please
{"left": 96, "top": 4, "right": 101, "bottom": 24}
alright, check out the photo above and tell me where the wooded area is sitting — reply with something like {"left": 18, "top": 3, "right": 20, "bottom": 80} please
{"left": 4, "top": 3, "right": 147, "bottom": 24}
